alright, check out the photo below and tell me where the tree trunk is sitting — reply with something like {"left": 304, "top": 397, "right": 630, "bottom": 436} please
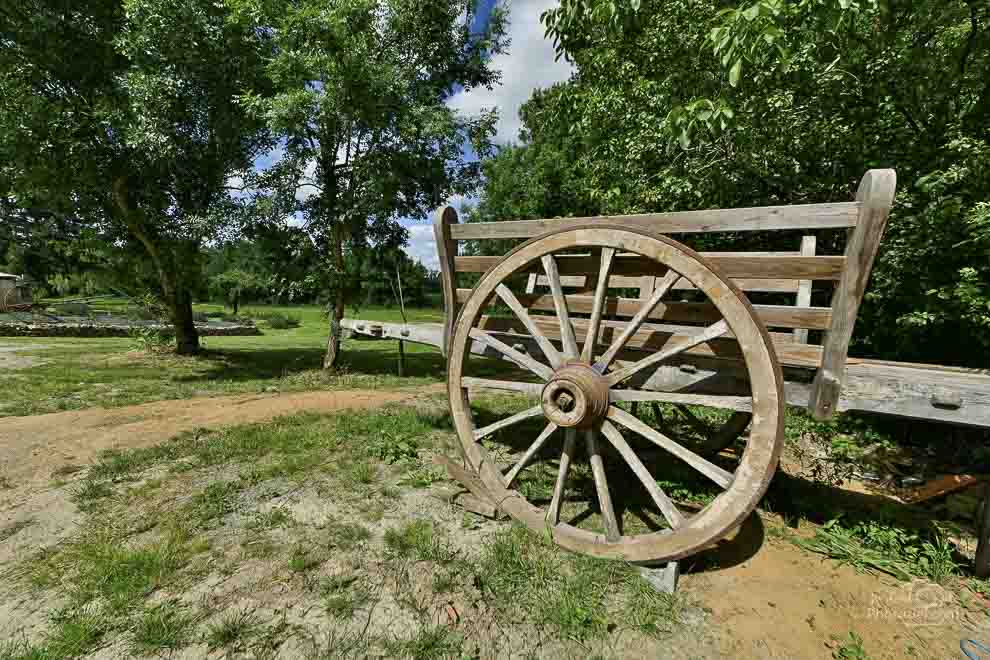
{"left": 168, "top": 285, "right": 199, "bottom": 355}
{"left": 232, "top": 292, "right": 239, "bottom": 315}
{"left": 323, "top": 222, "right": 346, "bottom": 369}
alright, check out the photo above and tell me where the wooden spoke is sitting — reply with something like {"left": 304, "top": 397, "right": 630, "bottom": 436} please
{"left": 580, "top": 247, "right": 616, "bottom": 362}
{"left": 542, "top": 254, "right": 579, "bottom": 358}
{"left": 600, "top": 420, "right": 684, "bottom": 529}
{"left": 594, "top": 269, "right": 680, "bottom": 372}
{"left": 468, "top": 327, "right": 555, "bottom": 381}
{"left": 607, "top": 405, "right": 734, "bottom": 489}
{"left": 473, "top": 405, "right": 543, "bottom": 441}
{"left": 547, "top": 428, "right": 577, "bottom": 524}
{"left": 496, "top": 283, "right": 564, "bottom": 369}
{"left": 585, "top": 428, "right": 621, "bottom": 541}
{"left": 605, "top": 319, "right": 729, "bottom": 386}
{"left": 504, "top": 422, "right": 559, "bottom": 487}
{"left": 460, "top": 377, "right": 543, "bottom": 395}
{"left": 608, "top": 389, "right": 752, "bottom": 411}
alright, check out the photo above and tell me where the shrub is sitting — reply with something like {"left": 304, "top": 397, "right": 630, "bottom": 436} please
{"left": 259, "top": 312, "right": 300, "bottom": 329}
{"left": 53, "top": 302, "right": 91, "bottom": 317}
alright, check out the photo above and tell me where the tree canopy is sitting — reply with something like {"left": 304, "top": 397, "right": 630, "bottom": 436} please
{"left": 469, "top": 0, "right": 990, "bottom": 366}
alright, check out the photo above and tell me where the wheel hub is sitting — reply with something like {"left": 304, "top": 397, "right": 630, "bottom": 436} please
{"left": 541, "top": 363, "right": 610, "bottom": 428}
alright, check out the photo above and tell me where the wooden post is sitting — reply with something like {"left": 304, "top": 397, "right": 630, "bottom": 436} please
{"left": 397, "top": 339, "right": 405, "bottom": 377}
{"left": 809, "top": 170, "right": 896, "bottom": 420}
{"left": 433, "top": 206, "right": 459, "bottom": 356}
{"left": 976, "top": 482, "right": 990, "bottom": 578}
{"left": 792, "top": 235, "right": 816, "bottom": 344}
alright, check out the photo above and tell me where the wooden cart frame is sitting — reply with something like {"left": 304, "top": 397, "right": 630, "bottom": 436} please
{"left": 343, "top": 169, "right": 990, "bottom": 568}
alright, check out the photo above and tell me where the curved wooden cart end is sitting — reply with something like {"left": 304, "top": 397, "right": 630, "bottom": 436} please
{"left": 809, "top": 169, "right": 897, "bottom": 420}
{"left": 433, "top": 205, "right": 460, "bottom": 356}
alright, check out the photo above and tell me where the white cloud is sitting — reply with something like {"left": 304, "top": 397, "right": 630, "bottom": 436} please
{"left": 402, "top": 223, "right": 440, "bottom": 271}
{"left": 447, "top": 0, "right": 574, "bottom": 145}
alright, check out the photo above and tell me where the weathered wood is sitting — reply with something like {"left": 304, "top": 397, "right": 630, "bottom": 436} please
{"left": 547, "top": 429, "right": 577, "bottom": 525}
{"left": 468, "top": 327, "right": 555, "bottom": 381}
{"left": 434, "top": 206, "right": 459, "bottom": 355}
{"left": 496, "top": 284, "right": 564, "bottom": 368}
{"left": 504, "top": 422, "right": 559, "bottom": 486}
{"left": 431, "top": 487, "right": 502, "bottom": 519}
{"left": 455, "top": 254, "right": 846, "bottom": 281}
{"left": 585, "top": 428, "right": 621, "bottom": 541}
{"left": 600, "top": 420, "right": 684, "bottom": 528}
{"left": 606, "top": 320, "right": 730, "bottom": 386}
{"left": 901, "top": 474, "right": 979, "bottom": 504}
{"left": 457, "top": 289, "right": 833, "bottom": 330}
{"left": 793, "top": 235, "right": 817, "bottom": 344}
{"left": 461, "top": 377, "right": 543, "bottom": 395}
{"left": 525, "top": 272, "right": 801, "bottom": 293}
{"left": 542, "top": 255, "right": 580, "bottom": 358}
{"left": 607, "top": 405, "right": 735, "bottom": 489}
{"left": 809, "top": 170, "right": 896, "bottom": 419}
{"left": 448, "top": 201, "right": 862, "bottom": 240}
{"left": 596, "top": 270, "right": 680, "bottom": 370}
{"left": 976, "top": 483, "right": 990, "bottom": 578}
{"left": 473, "top": 404, "right": 544, "bottom": 440}
{"left": 581, "top": 247, "right": 616, "bottom": 362}
{"left": 432, "top": 455, "right": 503, "bottom": 518}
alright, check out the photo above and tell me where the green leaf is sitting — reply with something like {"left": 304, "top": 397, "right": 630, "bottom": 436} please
{"left": 729, "top": 58, "right": 742, "bottom": 87}
{"left": 742, "top": 4, "right": 760, "bottom": 20}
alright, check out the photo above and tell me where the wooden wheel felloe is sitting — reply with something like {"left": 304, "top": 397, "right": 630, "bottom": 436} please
{"left": 446, "top": 226, "right": 784, "bottom": 563}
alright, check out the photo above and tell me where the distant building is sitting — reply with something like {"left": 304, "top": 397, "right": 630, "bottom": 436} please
{"left": 0, "top": 272, "right": 27, "bottom": 306}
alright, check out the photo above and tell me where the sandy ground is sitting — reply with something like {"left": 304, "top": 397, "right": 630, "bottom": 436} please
{"left": 0, "top": 386, "right": 443, "bottom": 489}
{"left": 0, "top": 379, "right": 987, "bottom": 657}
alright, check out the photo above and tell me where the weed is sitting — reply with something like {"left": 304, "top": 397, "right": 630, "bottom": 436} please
{"left": 241, "top": 532, "right": 280, "bottom": 560}
{"left": 130, "top": 327, "right": 175, "bottom": 353}
{"left": 131, "top": 601, "right": 196, "bottom": 654}
{"left": 832, "top": 631, "right": 870, "bottom": 659}
{"left": 256, "top": 311, "right": 301, "bottom": 329}
{"left": 247, "top": 507, "right": 295, "bottom": 530}
{"left": 384, "top": 520, "right": 456, "bottom": 564}
{"left": 796, "top": 517, "right": 960, "bottom": 583}
{"left": 431, "top": 570, "right": 458, "bottom": 594}
{"left": 71, "top": 480, "right": 114, "bottom": 507}
{"left": 204, "top": 609, "right": 260, "bottom": 651}
{"left": 322, "top": 576, "right": 371, "bottom": 619}
{"left": 399, "top": 465, "right": 445, "bottom": 488}
{"left": 347, "top": 460, "right": 376, "bottom": 485}
{"left": 325, "top": 520, "right": 372, "bottom": 550}
{"left": 188, "top": 481, "right": 241, "bottom": 527}
{"left": 288, "top": 544, "right": 324, "bottom": 573}
{"left": 384, "top": 626, "right": 462, "bottom": 660}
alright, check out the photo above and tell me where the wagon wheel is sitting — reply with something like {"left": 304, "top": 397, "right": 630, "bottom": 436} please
{"left": 447, "top": 226, "right": 784, "bottom": 563}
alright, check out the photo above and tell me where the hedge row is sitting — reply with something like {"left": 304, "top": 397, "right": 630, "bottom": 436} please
{"left": 0, "top": 322, "right": 261, "bottom": 338}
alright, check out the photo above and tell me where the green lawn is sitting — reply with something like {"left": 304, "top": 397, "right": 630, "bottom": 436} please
{"left": 0, "top": 303, "right": 445, "bottom": 418}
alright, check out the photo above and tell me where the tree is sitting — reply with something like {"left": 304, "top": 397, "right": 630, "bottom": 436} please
{"left": 208, "top": 269, "right": 267, "bottom": 314}
{"left": 0, "top": 0, "right": 270, "bottom": 353}
{"left": 228, "top": 0, "right": 507, "bottom": 367}
{"left": 476, "top": 0, "right": 990, "bottom": 366}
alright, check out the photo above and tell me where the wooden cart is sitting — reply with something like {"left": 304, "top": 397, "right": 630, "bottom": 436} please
{"left": 343, "top": 169, "right": 990, "bottom": 568}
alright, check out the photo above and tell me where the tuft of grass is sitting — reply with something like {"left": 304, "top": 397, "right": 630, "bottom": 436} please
{"left": 832, "top": 631, "right": 871, "bottom": 659}
{"left": 384, "top": 520, "right": 457, "bottom": 564}
{"left": 71, "top": 480, "right": 114, "bottom": 508}
{"left": 188, "top": 480, "right": 241, "bottom": 527}
{"left": 288, "top": 544, "right": 324, "bottom": 573}
{"left": 325, "top": 520, "right": 372, "bottom": 550}
{"left": 247, "top": 507, "right": 295, "bottom": 531}
{"left": 384, "top": 627, "right": 462, "bottom": 660}
{"left": 204, "top": 609, "right": 260, "bottom": 651}
{"left": 320, "top": 575, "right": 371, "bottom": 620}
{"left": 346, "top": 460, "right": 376, "bottom": 485}
{"left": 796, "top": 517, "right": 960, "bottom": 583}
{"left": 0, "top": 610, "right": 108, "bottom": 660}
{"left": 130, "top": 601, "right": 196, "bottom": 654}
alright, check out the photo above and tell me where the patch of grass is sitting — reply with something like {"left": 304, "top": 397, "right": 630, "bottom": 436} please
{"left": 130, "top": 601, "right": 196, "bottom": 654}
{"left": 431, "top": 570, "right": 458, "bottom": 594}
{"left": 188, "top": 480, "right": 242, "bottom": 527}
{"left": 71, "top": 480, "right": 114, "bottom": 508}
{"left": 241, "top": 532, "right": 280, "bottom": 560}
{"left": 346, "top": 460, "right": 376, "bottom": 485}
{"left": 325, "top": 520, "right": 372, "bottom": 550}
{"left": 398, "top": 465, "right": 445, "bottom": 488}
{"left": 288, "top": 544, "right": 325, "bottom": 573}
{"left": 204, "top": 609, "right": 260, "bottom": 651}
{"left": 796, "top": 517, "right": 960, "bottom": 583}
{"left": 832, "top": 631, "right": 871, "bottom": 659}
{"left": 247, "top": 507, "right": 295, "bottom": 531}
{"left": 320, "top": 574, "right": 371, "bottom": 619}
{"left": 476, "top": 525, "right": 680, "bottom": 642}
{"left": 384, "top": 627, "right": 462, "bottom": 660}
{"left": 384, "top": 520, "right": 457, "bottom": 564}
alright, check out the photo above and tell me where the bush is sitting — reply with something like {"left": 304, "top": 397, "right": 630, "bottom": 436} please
{"left": 130, "top": 327, "right": 174, "bottom": 353}
{"left": 53, "top": 302, "right": 91, "bottom": 317}
{"left": 258, "top": 312, "right": 301, "bottom": 330}
{"left": 192, "top": 311, "right": 209, "bottom": 323}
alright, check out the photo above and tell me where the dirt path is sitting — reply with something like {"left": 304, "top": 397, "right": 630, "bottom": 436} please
{"left": 0, "top": 386, "right": 444, "bottom": 488}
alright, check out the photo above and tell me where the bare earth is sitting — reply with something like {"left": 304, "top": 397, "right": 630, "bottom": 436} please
{"left": 0, "top": 387, "right": 443, "bottom": 489}
{"left": 1, "top": 387, "right": 988, "bottom": 658}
